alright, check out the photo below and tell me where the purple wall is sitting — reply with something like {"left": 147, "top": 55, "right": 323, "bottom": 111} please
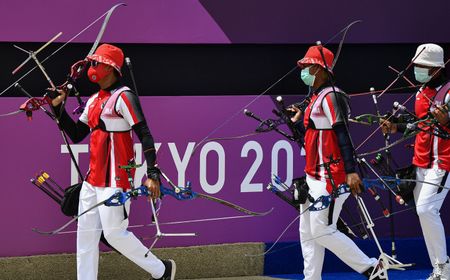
{"left": 0, "top": 95, "right": 303, "bottom": 257}
{"left": 1, "top": 94, "right": 449, "bottom": 258}
{"left": 0, "top": 0, "right": 448, "bottom": 44}
{"left": 0, "top": 1, "right": 230, "bottom": 44}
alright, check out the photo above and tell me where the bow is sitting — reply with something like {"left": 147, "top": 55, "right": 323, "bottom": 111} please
{"left": 2, "top": 3, "right": 127, "bottom": 182}
{"left": 32, "top": 170, "right": 273, "bottom": 236}
{"left": 158, "top": 170, "right": 273, "bottom": 216}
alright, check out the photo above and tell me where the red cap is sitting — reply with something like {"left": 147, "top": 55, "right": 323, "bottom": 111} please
{"left": 297, "top": 46, "right": 334, "bottom": 72}
{"left": 87, "top": 44, "right": 124, "bottom": 75}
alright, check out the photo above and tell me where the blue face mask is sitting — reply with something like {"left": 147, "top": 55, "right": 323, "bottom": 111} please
{"left": 301, "top": 67, "right": 316, "bottom": 86}
{"left": 414, "top": 66, "right": 432, "bottom": 83}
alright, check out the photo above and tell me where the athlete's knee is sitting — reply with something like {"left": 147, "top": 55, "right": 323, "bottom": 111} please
{"left": 300, "top": 222, "right": 310, "bottom": 237}
{"left": 310, "top": 222, "right": 335, "bottom": 240}
{"left": 416, "top": 203, "right": 439, "bottom": 218}
{"left": 103, "top": 228, "right": 128, "bottom": 246}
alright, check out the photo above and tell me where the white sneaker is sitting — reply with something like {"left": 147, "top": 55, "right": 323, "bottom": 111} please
{"left": 427, "top": 258, "right": 450, "bottom": 280}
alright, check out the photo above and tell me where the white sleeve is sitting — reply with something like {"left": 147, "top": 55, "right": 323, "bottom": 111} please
{"left": 115, "top": 91, "right": 146, "bottom": 126}
{"left": 78, "top": 95, "right": 97, "bottom": 125}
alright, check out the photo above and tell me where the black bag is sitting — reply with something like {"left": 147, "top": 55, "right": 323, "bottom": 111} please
{"left": 61, "top": 183, "right": 82, "bottom": 216}
{"left": 396, "top": 165, "right": 416, "bottom": 204}
{"left": 292, "top": 176, "right": 310, "bottom": 205}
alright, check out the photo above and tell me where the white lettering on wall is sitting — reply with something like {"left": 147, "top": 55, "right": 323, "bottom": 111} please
{"left": 61, "top": 140, "right": 301, "bottom": 193}
{"left": 199, "top": 142, "right": 225, "bottom": 194}
{"left": 240, "top": 141, "right": 263, "bottom": 192}
{"left": 168, "top": 142, "right": 195, "bottom": 186}
{"left": 61, "top": 144, "right": 88, "bottom": 185}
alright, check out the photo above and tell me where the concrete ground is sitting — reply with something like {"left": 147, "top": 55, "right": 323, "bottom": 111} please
{"left": 183, "top": 277, "right": 282, "bottom": 280}
{"left": 0, "top": 243, "right": 267, "bottom": 280}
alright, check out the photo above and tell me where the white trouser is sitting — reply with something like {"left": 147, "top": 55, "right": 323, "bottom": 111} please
{"left": 415, "top": 166, "right": 449, "bottom": 266}
{"left": 299, "top": 175, "right": 377, "bottom": 280}
{"left": 77, "top": 181, "right": 165, "bottom": 280}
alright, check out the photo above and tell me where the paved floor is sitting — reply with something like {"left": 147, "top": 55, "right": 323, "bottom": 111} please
{"left": 182, "top": 270, "right": 431, "bottom": 279}
{"left": 181, "top": 277, "right": 283, "bottom": 280}
{"left": 272, "top": 270, "right": 430, "bottom": 279}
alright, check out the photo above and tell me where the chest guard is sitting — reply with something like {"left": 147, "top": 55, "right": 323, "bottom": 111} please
{"left": 434, "top": 81, "right": 450, "bottom": 105}
{"left": 100, "top": 86, "right": 132, "bottom": 132}
{"left": 306, "top": 86, "right": 345, "bottom": 130}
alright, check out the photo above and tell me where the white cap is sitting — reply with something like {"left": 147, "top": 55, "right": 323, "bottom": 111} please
{"left": 412, "top": 43, "right": 444, "bottom": 68}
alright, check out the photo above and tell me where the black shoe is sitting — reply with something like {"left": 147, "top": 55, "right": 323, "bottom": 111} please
{"left": 154, "top": 259, "right": 176, "bottom": 280}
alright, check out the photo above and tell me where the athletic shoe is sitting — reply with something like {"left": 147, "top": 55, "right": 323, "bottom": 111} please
{"left": 154, "top": 259, "right": 176, "bottom": 280}
{"left": 427, "top": 258, "right": 450, "bottom": 280}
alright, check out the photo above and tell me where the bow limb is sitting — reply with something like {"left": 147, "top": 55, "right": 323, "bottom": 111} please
{"left": 52, "top": 214, "right": 261, "bottom": 236}
{"left": 87, "top": 3, "right": 126, "bottom": 57}
{"left": 329, "top": 20, "right": 363, "bottom": 70}
{"left": 0, "top": 3, "right": 126, "bottom": 97}
{"left": 357, "top": 133, "right": 416, "bottom": 159}
{"left": 159, "top": 170, "right": 273, "bottom": 216}
{"left": 0, "top": 110, "right": 23, "bottom": 117}
{"left": 194, "top": 193, "right": 274, "bottom": 216}
{"left": 32, "top": 197, "right": 112, "bottom": 235}
{"left": 350, "top": 114, "right": 385, "bottom": 125}
{"left": 161, "top": 182, "right": 273, "bottom": 216}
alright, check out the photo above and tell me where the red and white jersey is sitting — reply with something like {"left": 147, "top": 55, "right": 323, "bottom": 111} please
{"left": 413, "top": 83, "right": 450, "bottom": 171}
{"left": 79, "top": 86, "right": 145, "bottom": 189}
{"left": 303, "top": 86, "right": 349, "bottom": 191}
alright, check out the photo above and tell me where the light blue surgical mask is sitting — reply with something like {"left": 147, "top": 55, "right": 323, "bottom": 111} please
{"left": 414, "top": 66, "right": 432, "bottom": 83}
{"left": 301, "top": 67, "right": 316, "bottom": 86}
